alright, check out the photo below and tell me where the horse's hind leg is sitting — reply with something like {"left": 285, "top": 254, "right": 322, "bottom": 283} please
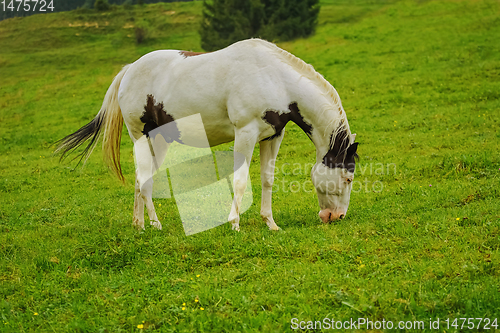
{"left": 228, "top": 123, "right": 259, "bottom": 231}
{"left": 133, "top": 171, "right": 145, "bottom": 229}
{"left": 259, "top": 130, "right": 284, "bottom": 231}
{"left": 133, "top": 135, "right": 169, "bottom": 230}
{"left": 142, "top": 176, "right": 162, "bottom": 230}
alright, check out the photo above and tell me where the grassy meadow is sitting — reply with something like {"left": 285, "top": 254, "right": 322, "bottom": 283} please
{"left": 1, "top": 0, "right": 500, "bottom": 331}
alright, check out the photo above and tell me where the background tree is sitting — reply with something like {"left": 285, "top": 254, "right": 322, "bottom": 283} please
{"left": 94, "top": 0, "right": 111, "bottom": 11}
{"left": 200, "top": 0, "right": 319, "bottom": 51}
{"left": 260, "top": 0, "right": 320, "bottom": 41}
{"left": 200, "top": 0, "right": 264, "bottom": 51}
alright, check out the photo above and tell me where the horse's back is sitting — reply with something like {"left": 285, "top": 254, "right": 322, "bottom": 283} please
{"left": 118, "top": 40, "right": 290, "bottom": 144}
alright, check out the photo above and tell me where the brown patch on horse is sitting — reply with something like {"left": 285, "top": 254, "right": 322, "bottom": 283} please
{"left": 262, "top": 102, "right": 312, "bottom": 141}
{"left": 140, "top": 95, "right": 181, "bottom": 143}
{"left": 179, "top": 50, "right": 206, "bottom": 58}
{"left": 322, "top": 124, "right": 359, "bottom": 172}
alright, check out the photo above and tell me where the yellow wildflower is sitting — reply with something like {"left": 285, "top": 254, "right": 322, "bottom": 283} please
{"left": 182, "top": 307, "right": 186, "bottom": 311}
{"left": 137, "top": 324, "right": 144, "bottom": 329}
{"left": 200, "top": 307, "right": 204, "bottom": 310}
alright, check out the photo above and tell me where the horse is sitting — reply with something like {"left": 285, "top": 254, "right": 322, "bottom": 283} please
{"left": 56, "top": 38, "right": 358, "bottom": 231}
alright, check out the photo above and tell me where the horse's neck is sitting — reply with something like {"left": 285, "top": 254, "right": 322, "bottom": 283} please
{"left": 291, "top": 80, "right": 348, "bottom": 163}
{"left": 262, "top": 47, "right": 349, "bottom": 162}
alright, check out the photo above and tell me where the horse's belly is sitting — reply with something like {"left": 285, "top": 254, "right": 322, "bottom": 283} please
{"left": 170, "top": 108, "right": 235, "bottom": 147}
{"left": 203, "top": 121, "right": 235, "bottom": 146}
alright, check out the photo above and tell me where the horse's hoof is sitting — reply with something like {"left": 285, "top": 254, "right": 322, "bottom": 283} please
{"left": 133, "top": 220, "right": 145, "bottom": 230}
{"left": 151, "top": 221, "right": 162, "bottom": 230}
{"left": 264, "top": 219, "right": 280, "bottom": 231}
{"left": 268, "top": 225, "right": 280, "bottom": 231}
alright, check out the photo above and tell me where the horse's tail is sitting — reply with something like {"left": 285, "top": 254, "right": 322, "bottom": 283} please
{"left": 55, "top": 64, "right": 131, "bottom": 183}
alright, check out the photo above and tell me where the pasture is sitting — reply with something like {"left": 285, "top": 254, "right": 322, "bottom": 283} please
{"left": 1, "top": 0, "right": 499, "bottom": 331}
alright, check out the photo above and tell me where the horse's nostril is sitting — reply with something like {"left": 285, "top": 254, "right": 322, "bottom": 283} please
{"left": 339, "top": 214, "right": 345, "bottom": 219}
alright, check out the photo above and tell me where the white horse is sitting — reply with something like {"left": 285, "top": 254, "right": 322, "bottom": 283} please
{"left": 56, "top": 38, "right": 358, "bottom": 231}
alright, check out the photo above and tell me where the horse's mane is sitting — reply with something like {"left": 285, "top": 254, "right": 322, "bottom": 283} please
{"left": 248, "top": 39, "right": 350, "bottom": 149}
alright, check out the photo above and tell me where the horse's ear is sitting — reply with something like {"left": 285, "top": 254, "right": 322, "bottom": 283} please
{"left": 346, "top": 142, "right": 359, "bottom": 157}
{"left": 350, "top": 133, "right": 356, "bottom": 144}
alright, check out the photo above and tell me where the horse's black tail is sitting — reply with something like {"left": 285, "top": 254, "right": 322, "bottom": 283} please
{"left": 55, "top": 64, "right": 131, "bottom": 183}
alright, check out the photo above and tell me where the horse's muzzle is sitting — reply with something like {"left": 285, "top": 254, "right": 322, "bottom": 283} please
{"left": 319, "top": 209, "right": 345, "bottom": 223}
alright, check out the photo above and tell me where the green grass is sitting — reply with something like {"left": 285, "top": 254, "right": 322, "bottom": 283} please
{"left": 1, "top": 0, "right": 500, "bottom": 331}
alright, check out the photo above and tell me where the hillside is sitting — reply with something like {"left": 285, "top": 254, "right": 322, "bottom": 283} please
{"left": 1, "top": 0, "right": 499, "bottom": 331}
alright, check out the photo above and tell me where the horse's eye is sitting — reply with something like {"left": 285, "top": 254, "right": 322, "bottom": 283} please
{"left": 346, "top": 177, "right": 353, "bottom": 183}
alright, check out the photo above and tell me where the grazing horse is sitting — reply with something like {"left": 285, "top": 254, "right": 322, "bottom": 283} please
{"left": 56, "top": 38, "right": 358, "bottom": 231}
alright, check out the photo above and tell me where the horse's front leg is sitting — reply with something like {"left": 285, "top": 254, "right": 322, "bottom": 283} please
{"left": 228, "top": 124, "right": 259, "bottom": 231}
{"left": 259, "top": 129, "right": 284, "bottom": 231}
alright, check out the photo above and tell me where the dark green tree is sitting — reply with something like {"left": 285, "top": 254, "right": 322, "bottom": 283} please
{"left": 200, "top": 0, "right": 263, "bottom": 51}
{"left": 260, "top": 0, "right": 320, "bottom": 41}
{"left": 94, "top": 0, "right": 110, "bottom": 11}
{"left": 200, "top": 0, "right": 319, "bottom": 51}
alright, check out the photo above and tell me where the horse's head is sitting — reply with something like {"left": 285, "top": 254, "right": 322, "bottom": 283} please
{"left": 311, "top": 132, "right": 358, "bottom": 223}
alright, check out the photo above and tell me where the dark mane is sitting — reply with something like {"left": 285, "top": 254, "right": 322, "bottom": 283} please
{"left": 323, "top": 122, "right": 359, "bottom": 172}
